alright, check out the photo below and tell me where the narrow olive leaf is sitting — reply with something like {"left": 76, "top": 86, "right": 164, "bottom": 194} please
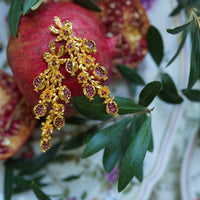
{"left": 148, "top": 126, "right": 154, "bottom": 153}
{"left": 158, "top": 73, "right": 183, "bottom": 104}
{"left": 167, "top": 20, "right": 192, "bottom": 34}
{"left": 72, "top": 96, "right": 112, "bottom": 120}
{"left": 103, "top": 137, "right": 121, "bottom": 172}
{"left": 166, "top": 29, "right": 188, "bottom": 66}
{"left": 72, "top": 96, "right": 146, "bottom": 120}
{"left": 14, "top": 175, "right": 48, "bottom": 194}
{"left": 147, "top": 25, "right": 164, "bottom": 66}
{"left": 121, "top": 115, "right": 150, "bottom": 156}
{"left": 31, "top": 181, "right": 51, "bottom": 200}
{"left": 169, "top": 4, "right": 184, "bottom": 16}
{"left": 135, "top": 165, "right": 143, "bottom": 183}
{"left": 115, "top": 97, "right": 146, "bottom": 115}
{"left": 116, "top": 65, "right": 145, "bottom": 85}
{"left": 67, "top": 116, "right": 88, "bottom": 125}
{"left": 62, "top": 134, "right": 84, "bottom": 150}
{"left": 73, "top": 0, "right": 102, "bottom": 12}
{"left": 139, "top": 81, "right": 162, "bottom": 107}
{"left": 62, "top": 175, "right": 80, "bottom": 182}
{"left": 23, "top": 0, "right": 37, "bottom": 15}
{"left": 81, "top": 117, "right": 132, "bottom": 158}
{"left": 20, "top": 143, "right": 60, "bottom": 174}
{"left": 31, "top": 0, "right": 43, "bottom": 10}
{"left": 118, "top": 117, "right": 152, "bottom": 192}
{"left": 50, "top": 154, "right": 74, "bottom": 163}
{"left": 4, "top": 163, "right": 14, "bottom": 200}
{"left": 131, "top": 114, "right": 153, "bottom": 152}
{"left": 188, "top": 22, "right": 200, "bottom": 89}
{"left": 8, "top": 0, "right": 23, "bottom": 37}
{"left": 182, "top": 89, "right": 200, "bottom": 101}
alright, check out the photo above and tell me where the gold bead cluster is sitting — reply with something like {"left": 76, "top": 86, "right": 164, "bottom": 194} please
{"left": 33, "top": 16, "right": 119, "bottom": 152}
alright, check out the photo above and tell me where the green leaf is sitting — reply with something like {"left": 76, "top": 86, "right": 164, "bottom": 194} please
{"left": 62, "top": 175, "right": 80, "bottom": 182}
{"left": 73, "top": 0, "right": 102, "bottom": 12}
{"left": 14, "top": 175, "right": 48, "bottom": 194}
{"left": 167, "top": 28, "right": 188, "bottom": 66}
{"left": 148, "top": 129, "right": 154, "bottom": 153}
{"left": 8, "top": 143, "right": 60, "bottom": 174}
{"left": 135, "top": 165, "right": 143, "bottom": 182}
{"left": 72, "top": 96, "right": 146, "bottom": 120}
{"left": 50, "top": 154, "right": 74, "bottom": 163}
{"left": 62, "top": 126, "right": 98, "bottom": 150}
{"left": 182, "top": 89, "right": 200, "bottom": 101}
{"left": 72, "top": 96, "right": 112, "bottom": 120}
{"left": 147, "top": 25, "right": 164, "bottom": 66}
{"left": 188, "top": 21, "right": 200, "bottom": 88}
{"left": 31, "top": 181, "right": 51, "bottom": 200}
{"left": 67, "top": 116, "right": 88, "bottom": 125}
{"left": 169, "top": 4, "right": 184, "bottom": 16}
{"left": 139, "top": 81, "right": 162, "bottom": 107}
{"left": 81, "top": 117, "right": 132, "bottom": 158}
{"left": 121, "top": 117, "right": 147, "bottom": 181}
{"left": 23, "top": 0, "right": 37, "bottom": 15}
{"left": 118, "top": 117, "right": 152, "bottom": 192}
{"left": 116, "top": 65, "right": 145, "bottom": 85}
{"left": 122, "top": 114, "right": 153, "bottom": 156}
{"left": 167, "top": 20, "right": 192, "bottom": 34}
{"left": 8, "top": 0, "right": 23, "bottom": 37}
{"left": 115, "top": 97, "right": 146, "bottom": 115}
{"left": 4, "top": 163, "right": 14, "bottom": 200}
{"left": 103, "top": 137, "right": 121, "bottom": 172}
{"left": 158, "top": 73, "right": 183, "bottom": 104}
{"left": 31, "top": 0, "right": 43, "bottom": 10}
{"left": 62, "top": 134, "right": 84, "bottom": 150}
{"left": 24, "top": 143, "right": 60, "bottom": 174}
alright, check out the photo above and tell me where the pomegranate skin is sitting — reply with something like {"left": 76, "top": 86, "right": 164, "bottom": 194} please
{"left": 0, "top": 70, "right": 36, "bottom": 160}
{"left": 7, "top": 3, "right": 118, "bottom": 116}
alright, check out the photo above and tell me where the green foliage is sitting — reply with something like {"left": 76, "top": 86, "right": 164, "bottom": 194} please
{"left": 72, "top": 96, "right": 146, "bottom": 120}
{"left": 62, "top": 175, "right": 81, "bottom": 182}
{"left": 166, "top": 28, "right": 189, "bottom": 66}
{"left": 147, "top": 25, "right": 164, "bottom": 66}
{"left": 31, "top": 181, "right": 51, "bottom": 200}
{"left": 81, "top": 117, "right": 132, "bottom": 158}
{"left": 14, "top": 175, "right": 48, "bottom": 194}
{"left": 4, "top": 163, "right": 14, "bottom": 200}
{"left": 167, "top": 19, "right": 192, "bottom": 34}
{"left": 121, "top": 114, "right": 153, "bottom": 183}
{"left": 73, "top": 0, "right": 102, "bottom": 12}
{"left": 139, "top": 81, "right": 162, "bottom": 107}
{"left": 116, "top": 65, "right": 145, "bottom": 85}
{"left": 23, "top": 0, "right": 37, "bottom": 15}
{"left": 188, "top": 20, "right": 200, "bottom": 89}
{"left": 159, "top": 73, "right": 183, "bottom": 104}
{"left": 118, "top": 117, "right": 152, "bottom": 192}
{"left": 72, "top": 96, "right": 112, "bottom": 120}
{"left": 182, "top": 89, "right": 200, "bottom": 101}
{"left": 103, "top": 137, "right": 121, "bottom": 172}
{"left": 8, "top": 0, "right": 23, "bottom": 37}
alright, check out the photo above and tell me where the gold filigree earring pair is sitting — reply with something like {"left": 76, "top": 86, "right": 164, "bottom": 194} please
{"left": 33, "top": 16, "right": 119, "bottom": 152}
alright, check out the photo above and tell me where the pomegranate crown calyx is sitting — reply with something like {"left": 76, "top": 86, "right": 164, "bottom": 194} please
{"left": 32, "top": 16, "right": 119, "bottom": 153}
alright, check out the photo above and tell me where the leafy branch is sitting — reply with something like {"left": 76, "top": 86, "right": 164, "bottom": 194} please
{"left": 4, "top": 0, "right": 200, "bottom": 199}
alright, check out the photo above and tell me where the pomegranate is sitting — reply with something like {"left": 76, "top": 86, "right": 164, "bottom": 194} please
{"left": 7, "top": 2, "right": 120, "bottom": 152}
{"left": 0, "top": 70, "right": 36, "bottom": 160}
{"left": 7, "top": 2, "right": 119, "bottom": 110}
{"left": 95, "top": 0, "right": 149, "bottom": 70}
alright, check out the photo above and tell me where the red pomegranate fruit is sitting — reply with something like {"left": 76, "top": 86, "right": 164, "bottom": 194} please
{"left": 95, "top": 0, "right": 149, "bottom": 70}
{"left": 0, "top": 70, "right": 36, "bottom": 160}
{"left": 7, "top": 2, "right": 119, "bottom": 111}
{"left": 7, "top": 2, "right": 120, "bottom": 152}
